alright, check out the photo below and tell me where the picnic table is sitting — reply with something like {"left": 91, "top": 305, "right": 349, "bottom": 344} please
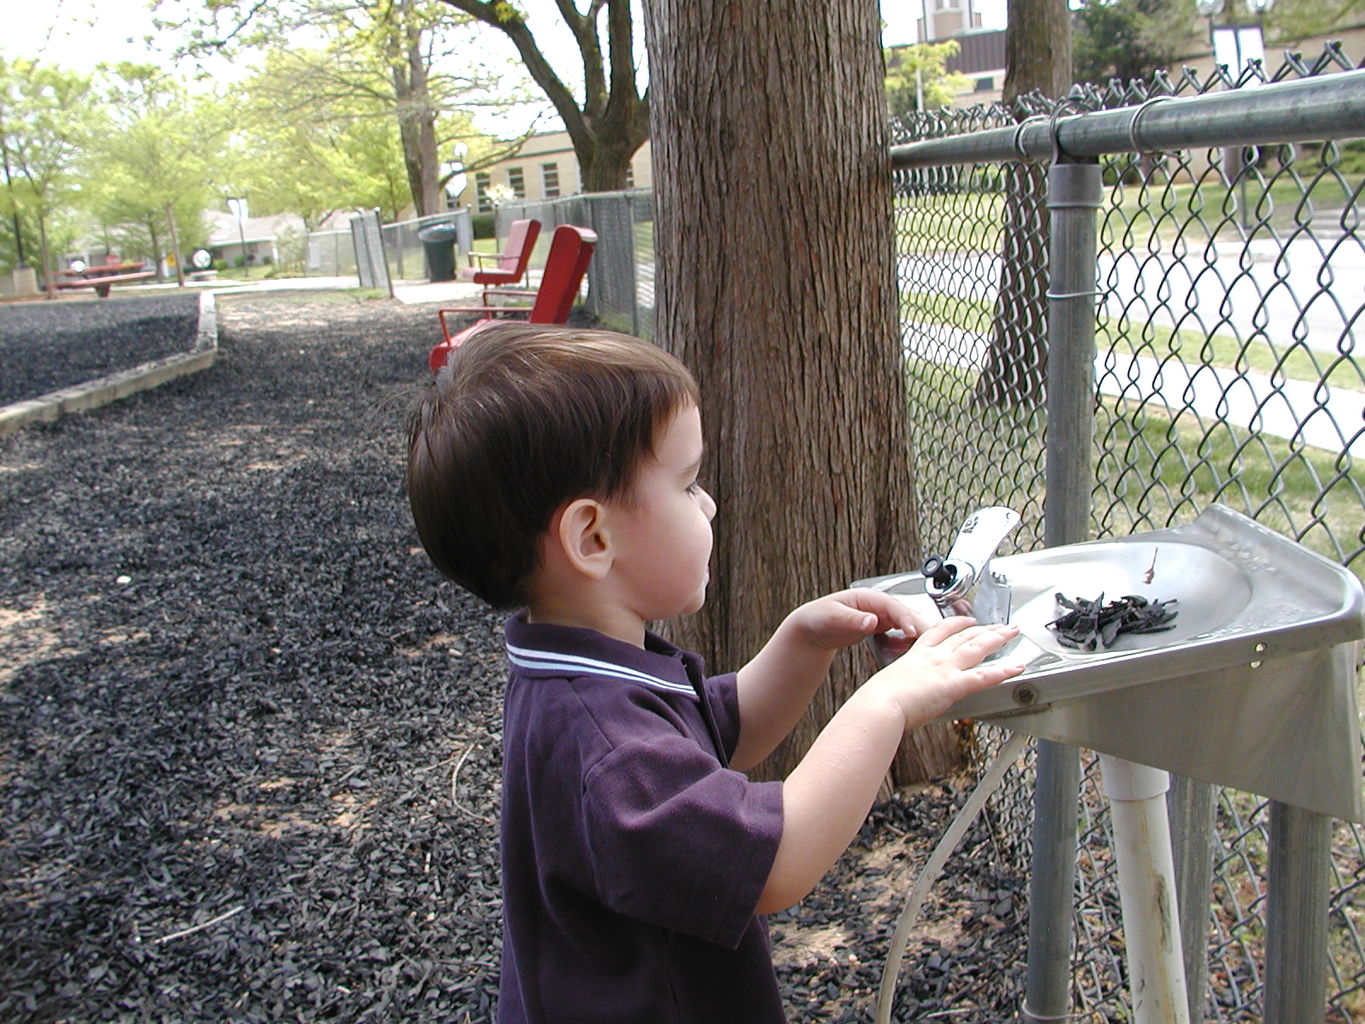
{"left": 53, "top": 257, "right": 156, "bottom": 298}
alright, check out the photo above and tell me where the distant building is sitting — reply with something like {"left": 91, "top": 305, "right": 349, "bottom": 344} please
{"left": 942, "top": 28, "right": 1007, "bottom": 108}
{"left": 204, "top": 210, "right": 301, "bottom": 267}
{"left": 447, "top": 132, "right": 654, "bottom": 211}
{"left": 917, "top": 0, "right": 986, "bottom": 42}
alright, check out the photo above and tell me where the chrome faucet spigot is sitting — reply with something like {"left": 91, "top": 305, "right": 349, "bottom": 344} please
{"left": 922, "top": 506, "right": 1021, "bottom": 624}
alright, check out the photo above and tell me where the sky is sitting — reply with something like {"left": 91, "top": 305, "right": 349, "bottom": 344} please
{"left": 5, "top": 0, "right": 1011, "bottom": 73}
{"left": 2, "top": 0, "right": 1008, "bottom": 138}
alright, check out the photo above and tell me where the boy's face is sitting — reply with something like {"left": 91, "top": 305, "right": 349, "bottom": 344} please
{"left": 606, "top": 402, "right": 716, "bottom": 622}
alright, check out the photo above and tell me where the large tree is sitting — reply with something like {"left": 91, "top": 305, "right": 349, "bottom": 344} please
{"left": 0, "top": 59, "right": 97, "bottom": 292}
{"left": 642, "top": 1, "right": 971, "bottom": 784}
{"left": 1072, "top": 0, "right": 1194, "bottom": 84}
{"left": 974, "top": 0, "right": 1072, "bottom": 407}
{"left": 163, "top": 0, "right": 528, "bottom": 216}
{"left": 437, "top": 0, "right": 649, "bottom": 193}
{"left": 86, "top": 64, "right": 227, "bottom": 275}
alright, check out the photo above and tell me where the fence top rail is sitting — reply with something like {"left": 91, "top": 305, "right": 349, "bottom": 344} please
{"left": 890, "top": 67, "right": 1365, "bottom": 169}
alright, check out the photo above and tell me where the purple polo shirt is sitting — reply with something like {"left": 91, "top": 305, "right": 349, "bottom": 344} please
{"left": 498, "top": 613, "right": 787, "bottom": 1023}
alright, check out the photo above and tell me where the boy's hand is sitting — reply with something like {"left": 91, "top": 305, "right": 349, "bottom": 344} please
{"left": 867, "top": 616, "right": 1025, "bottom": 725}
{"left": 785, "top": 587, "right": 936, "bottom": 652}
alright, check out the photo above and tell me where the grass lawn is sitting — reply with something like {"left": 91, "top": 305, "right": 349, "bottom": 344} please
{"left": 902, "top": 354, "right": 1363, "bottom": 575}
{"left": 895, "top": 162, "right": 1363, "bottom": 252}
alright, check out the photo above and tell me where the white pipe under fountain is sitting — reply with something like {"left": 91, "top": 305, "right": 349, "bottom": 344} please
{"left": 1100, "top": 756, "right": 1190, "bottom": 1024}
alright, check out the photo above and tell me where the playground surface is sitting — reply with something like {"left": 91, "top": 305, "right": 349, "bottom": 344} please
{"left": 0, "top": 291, "right": 1028, "bottom": 1023}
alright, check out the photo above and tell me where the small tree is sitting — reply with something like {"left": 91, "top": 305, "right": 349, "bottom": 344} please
{"left": 0, "top": 59, "right": 96, "bottom": 291}
{"left": 884, "top": 41, "right": 971, "bottom": 116}
{"left": 1072, "top": 0, "right": 1195, "bottom": 84}
{"left": 87, "top": 64, "right": 225, "bottom": 274}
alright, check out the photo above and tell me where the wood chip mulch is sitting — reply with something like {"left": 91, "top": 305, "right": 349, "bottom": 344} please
{"left": 0, "top": 293, "right": 1028, "bottom": 1023}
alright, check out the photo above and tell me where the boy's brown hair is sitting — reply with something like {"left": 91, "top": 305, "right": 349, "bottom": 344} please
{"left": 406, "top": 321, "right": 701, "bottom": 609}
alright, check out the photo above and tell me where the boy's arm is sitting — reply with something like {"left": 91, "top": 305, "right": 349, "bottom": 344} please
{"left": 754, "top": 617, "right": 1023, "bottom": 914}
{"left": 730, "top": 589, "right": 929, "bottom": 772}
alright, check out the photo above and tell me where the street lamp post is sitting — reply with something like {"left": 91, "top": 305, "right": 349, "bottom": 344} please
{"left": 1198, "top": 0, "right": 1275, "bottom": 227}
{"left": 226, "top": 196, "right": 249, "bottom": 273}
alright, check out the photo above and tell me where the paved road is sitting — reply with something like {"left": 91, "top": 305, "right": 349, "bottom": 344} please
{"left": 897, "top": 232, "right": 1363, "bottom": 456}
{"left": 901, "top": 318, "right": 1365, "bottom": 457}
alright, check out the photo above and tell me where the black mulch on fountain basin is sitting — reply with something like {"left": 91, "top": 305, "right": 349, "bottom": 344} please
{"left": 0, "top": 294, "right": 202, "bottom": 406}
{"left": 0, "top": 294, "right": 1029, "bottom": 1023}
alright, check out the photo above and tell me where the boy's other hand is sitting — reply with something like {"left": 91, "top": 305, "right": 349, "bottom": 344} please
{"left": 866, "top": 616, "right": 1025, "bottom": 725}
{"left": 786, "top": 587, "right": 935, "bottom": 652}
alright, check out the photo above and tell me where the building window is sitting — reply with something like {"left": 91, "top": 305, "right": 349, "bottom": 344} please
{"left": 542, "top": 162, "right": 561, "bottom": 197}
{"left": 507, "top": 166, "right": 525, "bottom": 198}
{"left": 624, "top": 163, "right": 635, "bottom": 189}
{"left": 475, "top": 172, "right": 492, "bottom": 212}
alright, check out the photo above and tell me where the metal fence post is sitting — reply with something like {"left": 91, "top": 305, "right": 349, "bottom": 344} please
{"left": 1023, "top": 156, "right": 1103, "bottom": 1023}
{"left": 1265, "top": 801, "right": 1333, "bottom": 1023}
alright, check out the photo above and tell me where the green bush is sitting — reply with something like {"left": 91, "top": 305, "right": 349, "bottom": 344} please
{"left": 471, "top": 212, "right": 496, "bottom": 239}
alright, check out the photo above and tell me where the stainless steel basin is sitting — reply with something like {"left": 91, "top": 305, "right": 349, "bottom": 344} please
{"left": 1005, "top": 539, "right": 1251, "bottom": 659}
{"left": 854, "top": 505, "right": 1365, "bottom": 821}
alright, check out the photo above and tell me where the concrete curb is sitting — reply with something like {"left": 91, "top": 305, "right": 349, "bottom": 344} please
{"left": 0, "top": 292, "right": 219, "bottom": 438}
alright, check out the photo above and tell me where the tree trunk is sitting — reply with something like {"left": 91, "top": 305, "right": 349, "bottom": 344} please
{"left": 975, "top": 0, "right": 1072, "bottom": 408}
{"left": 643, "top": 0, "right": 963, "bottom": 785}
{"left": 394, "top": 0, "right": 440, "bottom": 217}
{"left": 38, "top": 212, "right": 53, "bottom": 299}
{"left": 439, "top": 0, "right": 650, "bottom": 203}
{"left": 164, "top": 203, "right": 185, "bottom": 287}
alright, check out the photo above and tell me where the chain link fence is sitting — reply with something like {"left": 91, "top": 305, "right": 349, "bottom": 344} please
{"left": 491, "top": 189, "right": 656, "bottom": 338}
{"left": 487, "top": 46, "right": 1364, "bottom": 1022}
{"left": 890, "top": 46, "right": 1364, "bottom": 1022}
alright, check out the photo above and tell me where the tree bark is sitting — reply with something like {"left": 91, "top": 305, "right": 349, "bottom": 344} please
{"left": 642, "top": 0, "right": 962, "bottom": 784}
{"left": 975, "top": 0, "right": 1072, "bottom": 408}
{"left": 393, "top": 0, "right": 441, "bottom": 216}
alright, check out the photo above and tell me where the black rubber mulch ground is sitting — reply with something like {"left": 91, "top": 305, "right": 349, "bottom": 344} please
{"left": 0, "top": 292, "right": 1028, "bottom": 1023}
{"left": 0, "top": 294, "right": 201, "bottom": 405}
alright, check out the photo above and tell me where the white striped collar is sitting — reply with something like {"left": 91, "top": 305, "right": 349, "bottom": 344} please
{"left": 503, "top": 613, "right": 701, "bottom": 701}
{"left": 506, "top": 643, "right": 698, "bottom": 699}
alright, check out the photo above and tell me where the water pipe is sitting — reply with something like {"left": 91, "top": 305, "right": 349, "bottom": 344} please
{"left": 876, "top": 730, "right": 1030, "bottom": 1024}
{"left": 1099, "top": 754, "right": 1191, "bottom": 1024}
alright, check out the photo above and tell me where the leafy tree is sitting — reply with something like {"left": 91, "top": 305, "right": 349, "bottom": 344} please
{"left": 85, "top": 64, "right": 228, "bottom": 276}
{"left": 1263, "top": 0, "right": 1365, "bottom": 42}
{"left": 0, "top": 59, "right": 97, "bottom": 288}
{"left": 1072, "top": 0, "right": 1195, "bottom": 84}
{"left": 161, "top": 0, "right": 529, "bottom": 216}
{"left": 884, "top": 41, "right": 971, "bottom": 115}
{"left": 436, "top": 0, "right": 650, "bottom": 192}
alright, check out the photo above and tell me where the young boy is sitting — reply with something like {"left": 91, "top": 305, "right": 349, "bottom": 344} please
{"left": 407, "top": 322, "right": 1024, "bottom": 1023}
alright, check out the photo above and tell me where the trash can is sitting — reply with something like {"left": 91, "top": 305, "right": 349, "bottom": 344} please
{"left": 417, "top": 222, "right": 459, "bottom": 282}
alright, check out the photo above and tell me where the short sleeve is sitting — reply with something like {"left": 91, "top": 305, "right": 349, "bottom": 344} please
{"left": 581, "top": 733, "right": 783, "bottom": 949}
{"left": 702, "top": 671, "right": 744, "bottom": 761}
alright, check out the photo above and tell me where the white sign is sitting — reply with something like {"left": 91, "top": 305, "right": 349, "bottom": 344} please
{"left": 1213, "top": 25, "right": 1266, "bottom": 80}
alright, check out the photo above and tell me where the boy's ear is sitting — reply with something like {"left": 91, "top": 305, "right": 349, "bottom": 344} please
{"left": 553, "top": 497, "right": 613, "bottom": 580}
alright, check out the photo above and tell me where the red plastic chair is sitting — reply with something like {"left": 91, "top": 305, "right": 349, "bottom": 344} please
{"left": 458, "top": 218, "right": 540, "bottom": 302}
{"left": 431, "top": 224, "right": 598, "bottom": 372}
